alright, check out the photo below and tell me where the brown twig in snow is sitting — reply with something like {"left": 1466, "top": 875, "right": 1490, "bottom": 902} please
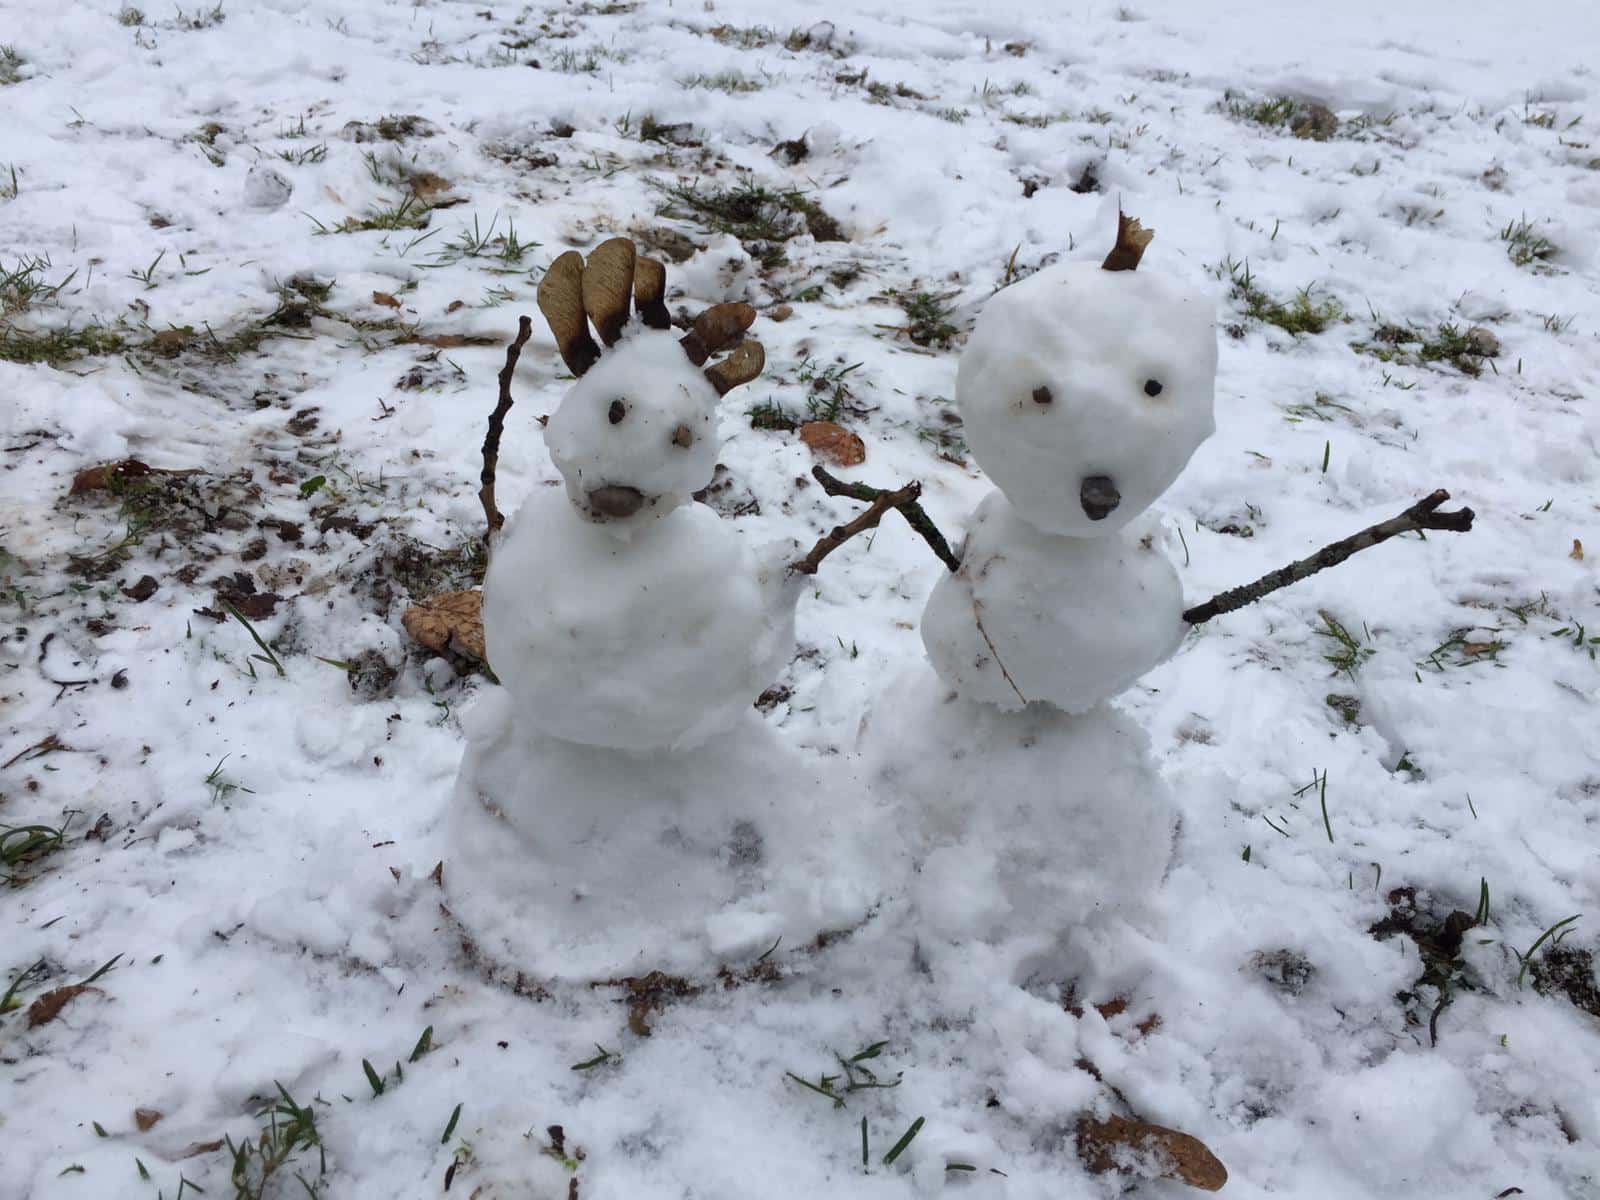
{"left": 479, "top": 315, "right": 533, "bottom": 542}
{"left": 809, "top": 466, "right": 963, "bottom": 573}
{"left": 791, "top": 477, "right": 924, "bottom": 576}
{"left": 1182, "top": 489, "right": 1475, "bottom": 625}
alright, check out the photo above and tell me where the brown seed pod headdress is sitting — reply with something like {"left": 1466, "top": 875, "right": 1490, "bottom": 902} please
{"left": 535, "top": 236, "right": 765, "bottom": 395}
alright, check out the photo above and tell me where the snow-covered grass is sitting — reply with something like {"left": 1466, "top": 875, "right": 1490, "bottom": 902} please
{"left": 2, "top": 0, "right": 1598, "bottom": 1197}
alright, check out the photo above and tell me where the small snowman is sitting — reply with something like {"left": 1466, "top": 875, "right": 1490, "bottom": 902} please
{"left": 921, "top": 213, "right": 1216, "bottom": 712}
{"left": 448, "top": 239, "right": 878, "bottom": 979}
{"left": 864, "top": 214, "right": 1216, "bottom": 980}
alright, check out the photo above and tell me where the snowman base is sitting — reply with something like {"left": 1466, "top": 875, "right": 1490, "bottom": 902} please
{"left": 859, "top": 671, "right": 1176, "bottom": 980}
{"left": 446, "top": 688, "right": 883, "bottom": 981}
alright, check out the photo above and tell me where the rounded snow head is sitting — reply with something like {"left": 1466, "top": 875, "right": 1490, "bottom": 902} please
{"left": 957, "top": 262, "right": 1217, "bottom": 536}
{"left": 921, "top": 491, "right": 1186, "bottom": 712}
{"left": 483, "top": 490, "right": 795, "bottom": 750}
{"left": 543, "top": 329, "right": 720, "bottom": 531}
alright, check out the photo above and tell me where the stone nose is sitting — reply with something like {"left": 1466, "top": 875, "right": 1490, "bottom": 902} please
{"left": 1079, "top": 475, "right": 1120, "bottom": 521}
{"left": 588, "top": 485, "right": 646, "bottom": 518}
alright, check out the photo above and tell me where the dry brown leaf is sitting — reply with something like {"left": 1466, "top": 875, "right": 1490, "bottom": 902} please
{"left": 402, "top": 589, "right": 486, "bottom": 663}
{"left": 408, "top": 171, "right": 453, "bottom": 201}
{"left": 446, "top": 299, "right": 466, "bottom": 314}
{"left": 180, "top": 1139, "right": 225, "bottom": 1159}
{"left": 537, "top": 250, "right": 600, "bottom": 376}
{"left": 1572, "top": 539, "right": 1584, "bottom": 561}
{"left": 581, "top": 237, "right": 638, "bottom": 346}
{"left": 1461, "top": 642, "right": 1496, "bottom": 656}
{"left": 134, "top": 1108, "right": 163, "bottom": 1132}
{"left": 1077, "top": 1114, "right": 1227, "bottom": 1191}
{"left": 704, "top": 341, "right": 765, "bottom": 395}
{"left": 27, "top": 984, "right": 100, "bottom": 1028}
{"left": 799, "top": 421, "right": 866, "bottom": 467}
{"left": 373, "top": 291, "right": 401, "bottom": 308}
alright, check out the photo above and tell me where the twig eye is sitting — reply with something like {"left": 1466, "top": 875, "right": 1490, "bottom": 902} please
{"left": 1032, "top": 385, "right": 1052, "bottom": 406}
{"left": 1144, "top": 379, "right": 1163, "bottom": 397}
{"left": 608, "top": 399, "right": 626, "bottom": 425}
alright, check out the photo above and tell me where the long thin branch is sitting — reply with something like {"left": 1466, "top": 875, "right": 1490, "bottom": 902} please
{"left": 810, "top": 466, "right": 962, "bottom": 573}
{"left": 790, "top": 479, "right": 923, "bottom": 576}
{"left": 1182, "top": 489, "right": 1475, "bottom": 625}
{"left": 479, "top": 315, "right": 534, "bottom": 542}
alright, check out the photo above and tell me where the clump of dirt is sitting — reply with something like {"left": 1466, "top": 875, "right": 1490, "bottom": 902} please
{"left": 1531, "top": 944, "right": 1600, "bottom": 1021}
{"left": 1370, "top": 885, "right": 1482, "bottom": 1045}
{"left": 1249, "top": 949, "right": 1317, "bottom": 996}
{"left": 346, "top": 532, "right": 488, "bottom": 619}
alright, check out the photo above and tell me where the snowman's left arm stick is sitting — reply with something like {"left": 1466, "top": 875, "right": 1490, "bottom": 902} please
{"left": 479, "top": 315, "right": 534, "bottom": 541}
{"left": 1180, "top": 489, "right": 1475, "bottom": 625}
{"left": 790, "top": 475, "right": 926, "bottom": 576}
{"left": 804, "top": 466, "right": 963, "bottom": 573}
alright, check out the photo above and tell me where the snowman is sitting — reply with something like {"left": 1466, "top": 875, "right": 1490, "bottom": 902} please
{"left": 863, "top": 214, "right": 1216, "bottom": 982}
{"left": 447, "top": 239, "right": 879, "bottom": 979}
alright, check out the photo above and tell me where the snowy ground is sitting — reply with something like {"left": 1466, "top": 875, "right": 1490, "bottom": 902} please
{"left": 3, "top": 0, "right": 1599, "bottom": 1196}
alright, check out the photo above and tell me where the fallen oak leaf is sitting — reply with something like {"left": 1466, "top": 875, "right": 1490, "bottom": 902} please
{"left": 799, "top": 421, "right": 866, "bottom": 467}
{"left": 373, "top": 291, "right": 402, "bottom": 308}
{"left": 1077, "top": 1114, "right": 1227, "bottom": 1192}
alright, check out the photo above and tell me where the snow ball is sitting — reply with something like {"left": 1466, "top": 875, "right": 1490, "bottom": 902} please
{"left": 543, "top": 329, "right": 720, "bottom": 531}
{"left": 958, "top": 260, "right": 1216, "bottom": 536}
{"left": 484, "top": 490, "right": 794, "bottom": 750}
{"left": 242, "top": 164, "right": 293, "bottom": 210}
{"left": 921, "top": 492, "right": 1187, "bottom": 712}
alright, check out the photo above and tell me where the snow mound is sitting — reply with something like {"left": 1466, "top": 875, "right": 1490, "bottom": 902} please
{"left": 860, "top": 671, "right": 1175, "bottom": 973}
{"left": 447, "top": 691, "right": 884, "bottom": 979}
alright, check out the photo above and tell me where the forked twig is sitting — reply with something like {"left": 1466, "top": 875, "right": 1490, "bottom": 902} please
{"left": 808, "top": 466, "right": 962, "bottom": 573}
{"left": 479, "top": 316, "right": 533, "bottom": 541}
{"left": 1182, "top": 489, "right": 1475, "bottom": 625}
{"left": 791, "top": 478, "right": 924, "bottom": 576}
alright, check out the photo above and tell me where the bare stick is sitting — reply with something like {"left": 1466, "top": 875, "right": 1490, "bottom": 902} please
{"left": 479, "top": 316, "right": 533, "bottom": 542}
{"left": 973, "top": 600, "right": 1028, "bottom": 705}
{"left": 810, "top": 466, "right": 963, "bottom": 573}
{"left": 791, "top": 479, "right": 924, "bottom": 576}
{"left": 1182, "top": 490, "right": 1475, "bottom": 625}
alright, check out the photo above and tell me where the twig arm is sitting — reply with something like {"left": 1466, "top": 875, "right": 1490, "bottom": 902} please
{"left": 791, "top": 480, "right": 923, "bottom": 575}
{"left": 479, "top": 316, "right": 534, "bottom": 542}
{"left": 810, "top": 466, "right": 963, "bottom": 573}
{"left": 1182, "top": 490, "right": 1475, "bottom": 625}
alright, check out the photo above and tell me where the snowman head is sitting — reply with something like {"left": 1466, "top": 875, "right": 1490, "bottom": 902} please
{"left": 537, "top": 238, "right": 766, "bottom": 531}
{"left": 957, "top": 214, "right": 1217, "bottom": 537}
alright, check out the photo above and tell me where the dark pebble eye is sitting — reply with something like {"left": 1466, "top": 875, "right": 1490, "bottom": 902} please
{"left": 608, "top": 399, "right": 626, "bottom": 424}
{"left": 1032, "top": 385, "right": 1052, "bottom": 405}
{"left": 1144, "top": 379, "right": 1163, "bottom": 397}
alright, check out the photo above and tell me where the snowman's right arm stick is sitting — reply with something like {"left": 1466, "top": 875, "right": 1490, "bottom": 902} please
{"left": 1181, "top": 490, "right": 1475, "bottom": 625}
